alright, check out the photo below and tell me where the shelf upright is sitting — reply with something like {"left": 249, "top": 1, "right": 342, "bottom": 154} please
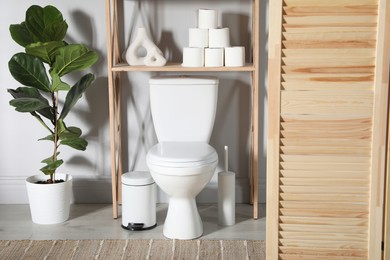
{"left": 106, "top": 0, "right": 123, "bottom": 218}
{"left": 250, "top": 0, "right": 259, "bottom": 220}
{"left": 105, "top": 0, "right": 260, "bottom": 219}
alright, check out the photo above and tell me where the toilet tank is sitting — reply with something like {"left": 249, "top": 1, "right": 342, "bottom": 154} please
{"left": 149, "top": 76, "right": 219, "bottom": 142}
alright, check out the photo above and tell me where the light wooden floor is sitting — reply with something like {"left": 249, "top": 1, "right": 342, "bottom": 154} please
{"left": 0, "top": 204, "right": 266, "bottom": 241}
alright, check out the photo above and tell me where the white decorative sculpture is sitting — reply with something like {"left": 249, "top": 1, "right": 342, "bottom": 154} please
{"left": 125, "top": 28, "right": 167, "bottom": 66}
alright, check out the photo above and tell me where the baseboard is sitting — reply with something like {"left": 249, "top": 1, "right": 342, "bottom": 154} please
{"left": 0, "top": 176, "right": 266, "bottom": 204}
{"left": 0, "top": 176, "right": 113, "bottom": 204}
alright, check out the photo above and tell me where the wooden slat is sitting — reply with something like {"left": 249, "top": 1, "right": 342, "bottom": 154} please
{"left": 281, "top": 156, "right": 370, "bottom": 164}
{"left": 280, "top": 246, "right": 368, "bottom": 257}
{"left": 280, "top": 138, "right": 371, "bottom": 147}
{"left": 281, "top": 114, "right": 372, "bottom": 120}
{"left": 280, "top": 216, "right": 369, "bottom": 226}
{"left": 281, "top": 82, "right": 373, "bottom": 91}
{"left": 280, "top": 177, "right": 369, "bottom": 186}
{"left": 280, "top": 208, "right": 369, "bottom": 218}
{"left": 282, "top": 48, "right": 375, "bottom": 57}
{"left": 282, "top": 75, "right": 374, "bottom": 85}
{"left": 282, "top": 65, "right": 374, "bottom": 74}
{"left": 282, "top": 31, "right": 376, "bottom": 41}
{"left": 279, "top": 253, "right": 366, "bottom": 260}
{"left": 283, "top": 40, "right": 376, "bottom": 49}
{"left": 279, "top": 231, "right": 367, "bottom": 241}
{"left": 283, "top": 5, "right": 378, "bottom": 16}
{"left": 281, "top": 90, "right": 373, "bottom": 116}
{"left": 282, "top": 58, "right": 375, "bottom": 66}
{"left": 280, "top": 162, "right": 370, "bottom": 171}
{"left": 280, "top": 185, "right": 369, "bottom": 194}
{"left": 281, "top": 147, "right": 370, "bottom": 155}
{"left": 281, "top": 129, "right": 371, "bottom": 138}
{"left": 279, "top": 239, "right": 367, "bottom": 249}
{"left": 280, "top": 201, "right": 368, "bottom": 211}
{"left": 283, "top": 15, "right": 377, "bottom": 25}
{"left": 283, "top": 0, "right": 378, "bottom": 7}
{"left": 280, "top": 193, "right": 368, "bottom": 202}
{"left": 280, "top": 170, "right": 369, "bottom": 179}
{"left": 281, "top": 120, "right": 372, "bottom": 131}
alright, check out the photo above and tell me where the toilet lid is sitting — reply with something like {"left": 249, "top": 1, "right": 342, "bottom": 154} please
{"left": 147, "top": 142, "right": 218, "bottom": 168}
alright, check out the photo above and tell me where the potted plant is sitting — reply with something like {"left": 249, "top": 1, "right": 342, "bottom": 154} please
{"left": 7, "top": 5, "right": 98, "bottom": 224}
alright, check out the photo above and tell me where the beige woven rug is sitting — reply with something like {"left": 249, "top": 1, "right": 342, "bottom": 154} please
{"left": 0, "top": 239, "right": 265, "bottom": 259}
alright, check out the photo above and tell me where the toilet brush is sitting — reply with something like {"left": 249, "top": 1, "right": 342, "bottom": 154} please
{"left": 218, "top": 146, "right": 236, "bottom": 226}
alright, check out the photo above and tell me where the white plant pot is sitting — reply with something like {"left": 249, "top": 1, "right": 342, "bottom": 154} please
{"left": 25, "top": 173, "right": 73, "bottom": 224}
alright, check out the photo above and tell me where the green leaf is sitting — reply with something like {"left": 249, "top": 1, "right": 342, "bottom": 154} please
{"left": 7, "top": 87, "right": 53, "bottom": 120}
{"left": 52, "top": 44, "right": 98, "bottom": 77}
{"left": 61, "top": 137, "right": 88, "bottom": 151}
{"left": 56, "top": 120, "right": 85, "bottom": 149}
{"left": 9, "top": 22, "right": 34, "bottom": 47}
{"left": 51, "top": 73, "right": 71, "bottom": 91}
{"left": 8, "top": 53, "right": 51, "bottom": 92}
{"left": 25, "top": 5, "right": 68, "bottom": 43}
{"left": 35, "top": 107, "right": 54, "bottom": 121}
{"left": 59, "top": 73, "right": 95, "bottom": 120}
{"left": 9, "top": 97, "right": 50, "bottom": 113}
{"left": 40, "top": 159, "right": 63, "bottom": 175}
{"left": 8, "top": 87, "right": 48, "bottom": 103}
{"left": 57, "top": 119, "right": 66, "bottom": 135}
{"left": 26, "top": 41, "right": 66, "bottom": 64}
{"left": 38, "top": 134, "right": 54, "bottom": 141}
{"left": 59, "top": 126, "right": 82, "bottom": 140}
{"left": 41, "top": 152, "right": 60, "bottom": 164}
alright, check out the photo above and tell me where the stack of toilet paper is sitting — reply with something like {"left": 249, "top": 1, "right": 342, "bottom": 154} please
{"left": 182, "top": 9, "right": 245, "bottom": 67}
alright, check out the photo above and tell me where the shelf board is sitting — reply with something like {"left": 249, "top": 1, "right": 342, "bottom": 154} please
{"left": 111, "top": 62, "right": 255, "bottom": 72}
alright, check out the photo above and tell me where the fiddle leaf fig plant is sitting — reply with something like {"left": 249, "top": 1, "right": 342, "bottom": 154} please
{"left": 8, "top": 5, "right": 98, "bottom": 183}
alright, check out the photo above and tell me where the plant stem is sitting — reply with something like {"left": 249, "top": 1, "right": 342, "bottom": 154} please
{"left": 51, "top": 91, "right": 59, "bottom": 183}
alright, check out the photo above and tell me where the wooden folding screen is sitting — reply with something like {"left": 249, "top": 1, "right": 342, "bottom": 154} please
{"left": 267, "top": 0, "right": 390, "bottom": 259}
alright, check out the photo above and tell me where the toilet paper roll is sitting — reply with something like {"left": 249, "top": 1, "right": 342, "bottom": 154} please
{"left": 198, "top": 9, "right": 218, "bottom": 29}
{"left": 182, "top": 47, "right": 204, "bottom": 67}
{"left": 209, "top": 28, "right": 230, "bottom": 48}
{"left": 218, "top": 171, "right": 235, "bottom": 226}
{"left": 189, "top": 28, "right": 209, "bottom": 48}
{"left": 205, "top": 48, "right": 224, "bottom": 67}
{"left": 225, "top": 46, "right": 245, "bottom": 67}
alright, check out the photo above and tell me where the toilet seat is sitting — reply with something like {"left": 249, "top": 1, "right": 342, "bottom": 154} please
{"left": 147, "top": 142, "right": 218, "bottom": 170}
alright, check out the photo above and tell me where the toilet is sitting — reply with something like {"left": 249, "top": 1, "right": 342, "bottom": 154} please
{"left": 146, "top": 75, "right": 219, "bottom": 240}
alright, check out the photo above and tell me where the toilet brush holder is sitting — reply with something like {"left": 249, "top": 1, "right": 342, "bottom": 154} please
{"left": 218, "top": 146, "right": 236, "bottom": 226}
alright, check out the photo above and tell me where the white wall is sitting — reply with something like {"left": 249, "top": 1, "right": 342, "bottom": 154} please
{"left": 0, "top": 0, "right": 268, "bottom": 204}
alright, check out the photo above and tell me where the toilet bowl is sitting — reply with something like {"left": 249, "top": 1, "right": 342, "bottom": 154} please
{"left": 147, "top": 142, "right": 218, "bottom": 239}
{"left": 146, "top": 76, "right": 219, "bottom": 239}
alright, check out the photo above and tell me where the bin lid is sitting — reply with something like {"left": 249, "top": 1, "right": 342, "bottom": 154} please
{"left": 122, "top": 171, "right": 154, "bottom": 186}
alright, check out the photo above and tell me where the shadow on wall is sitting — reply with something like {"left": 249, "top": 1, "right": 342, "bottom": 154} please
{"left": 119, "top": 73, "right": 159, "bottom": 173}
{"left": 72, "top": 178, "right": 112, "bottom": 203}
{"left": 69, "top": 10, "right": 94, "bottom": 47}
{"left": 222, "top": 13, "right": 251, "bottom": 58}
{"left": 211, "top": 78, "right": 251, "bottom": 181}
{"left": 158, "top": 31, "right": 182, "bottom": 63}
{"left": 60, "top": 8, "right": 110, "bottom": 176}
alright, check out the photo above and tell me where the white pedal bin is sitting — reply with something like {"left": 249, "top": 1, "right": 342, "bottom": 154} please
{"left": 121, "top": 171, "right": 157, "bottom": 230}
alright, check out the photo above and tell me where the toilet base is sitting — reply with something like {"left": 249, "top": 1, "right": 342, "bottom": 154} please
{"left": 163, "top": 197, "right": 203, "bottom": 240}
